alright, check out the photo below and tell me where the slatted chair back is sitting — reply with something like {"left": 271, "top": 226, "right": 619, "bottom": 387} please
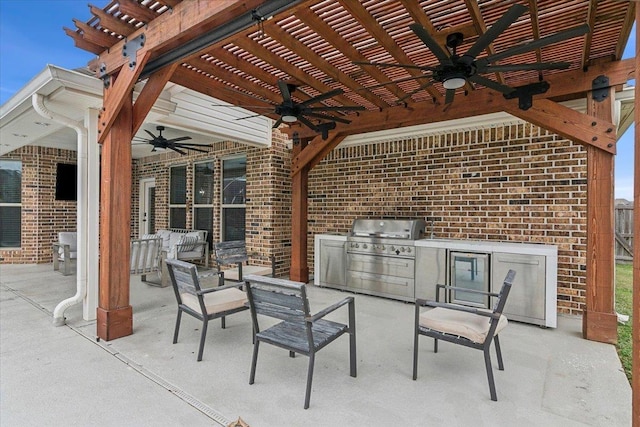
{"left": 165, "top": 259, "right": 205, "bottom": 313}
{"left": 486, "top": 269, "right": 515, "bottom": 339}
{"left": 130, "top": 237, "right": 163, "bottom": 275}
{"left": 214, "top": 240, "right": 248, "bottom": 265}
{"left": 245, "top": 275, "right": 310, "bottom": 324}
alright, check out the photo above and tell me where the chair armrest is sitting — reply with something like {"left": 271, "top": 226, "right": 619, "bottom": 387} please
{"left": 52, "top": 243, "right": 71, "bottom": 259}
{"left": 423, "top": 300, "right": 500, "bottom": 319}
{"left": 435, "top": 283, "right": 500, "bottom": 298}
{"left": 307, "top": 296, "right": 354, "bottom": 322}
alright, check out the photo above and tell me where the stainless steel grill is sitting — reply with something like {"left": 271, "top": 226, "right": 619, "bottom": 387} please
{"left": 346, "top": 218, "right": 426, "bottom": 301}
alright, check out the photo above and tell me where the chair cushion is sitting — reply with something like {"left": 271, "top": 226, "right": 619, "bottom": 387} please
{"left": 419, "top": 307, "right": 508, "bottom": 344}
{"left": 180, "top": 288, "right": 247, "bottom": 315}
{"left": 224, "top": 265, "right": 272, "bottom": 281}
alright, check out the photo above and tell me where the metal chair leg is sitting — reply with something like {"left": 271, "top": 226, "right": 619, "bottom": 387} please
{"left": 173, "top": 310, "right": 182, "bottom": 344}
{"left": 304, "top": 353, "right": 315, "bottom": 409}
{"left": 221, "top": 316, "right": 226, "bottom": 329}
{"left": 484, "top": 347, "right": 498, "bottom": 401}
{"left": 289, "top": 351, "right": 295, "bottom": 358}
{"left": 434, "top": 338, "right": 438, "bottom": 353}
{"left": 494, "top": 335, "right": 504, "bottom": 371}
{"left": 413, "top": 329, "right": 419, "bottom": 380}
{"left": 249, "top": 341, "right": 260, "bottom": 384}
{"left": 197, "top": 320, "right": 208, "bottom": 362}
{"left": 349, "top": 301, "right": 357, "bottom": 377}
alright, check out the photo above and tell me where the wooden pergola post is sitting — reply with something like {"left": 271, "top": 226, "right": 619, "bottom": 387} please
{"left": 582, "top": 85, "right": 618, "bottom": 343}
{"left": 290, "top": 136, "right": 310, "bottom": 283}
{"left": 632, "top": 5, "right": 639, "bottom": 425}
{"left": 96, "top": 86, "right": 134, "bottom": 341}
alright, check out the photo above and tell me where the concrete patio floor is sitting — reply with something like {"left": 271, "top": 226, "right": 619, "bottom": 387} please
{"left": 0, "top": 263, "right": 632, "bottom": 426}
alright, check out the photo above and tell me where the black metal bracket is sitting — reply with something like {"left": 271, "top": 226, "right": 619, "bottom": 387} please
{"left": 292, "top": 132, "right": 300, "bottom": 146}
{"left": 122, "top": 34, "right": 146, "bottom": 69}
{"left": 98, "top": 63, "right": 110, "bottom": 88}
{"left": 591, "top": 75, "right": 610, "bottom": 102}
{"left": 503, "top": 80, "right": 550, "bottom": 110}
{"left": 317, "top": 122, "right": 336, "bottom": 140}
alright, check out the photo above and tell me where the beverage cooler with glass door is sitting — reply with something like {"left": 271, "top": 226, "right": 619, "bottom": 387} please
{"left": 448, "top": 251, "right": 491, "bottom": 308}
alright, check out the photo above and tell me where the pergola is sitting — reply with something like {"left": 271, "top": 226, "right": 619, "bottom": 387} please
{"left": 64, "top": 0, "right": 638, "bottom": 421}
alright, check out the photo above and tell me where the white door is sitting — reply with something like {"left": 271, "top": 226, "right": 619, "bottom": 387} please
{"left": 139, "top": 178, "right": 156, "bottom": 236}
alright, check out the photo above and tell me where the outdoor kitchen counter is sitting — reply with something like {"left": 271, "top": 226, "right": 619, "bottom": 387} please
{"left": 414, "top": 238, "right": 558, "bottom": 257}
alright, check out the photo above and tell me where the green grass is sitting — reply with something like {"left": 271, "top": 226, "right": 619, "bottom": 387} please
{"left": 615, "top": 263, "right": 633, "bottom": 383}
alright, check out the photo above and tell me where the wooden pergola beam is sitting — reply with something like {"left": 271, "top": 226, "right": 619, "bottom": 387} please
{"left": 97, "top": 51, "right": 152, "bottom": 144}
{"left": 290, "top": 58, "right": 635, "bottom": 173}
{"left": 90, "top": 0, "right": 268, "bottom": 75}
{"left": 132, "top": 62, "right": 179, "bottom": 135}
{"left": 504, "top": 98, "right": 617, "bottom": 154}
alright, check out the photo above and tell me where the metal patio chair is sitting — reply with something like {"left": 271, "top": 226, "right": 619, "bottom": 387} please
{"left": 244, "top": 275, "right": 357, "bottom": 409}
{"left": 165, "top": 258, "right": 248, "bottom": 361}
{"left": 413, "top": 269, "right": 516, "bottom": 401}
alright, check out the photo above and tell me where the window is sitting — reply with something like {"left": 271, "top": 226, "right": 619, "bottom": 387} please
{"left": 221, "top": 156, "right": 246, "bottom": 241}
{"left": 0, "top": 160, "right": 22, "bottom": 248}
{"left": 169, "top": 165, "right": 187, "bottom": 228}
{"left": 193, "top": 161, "right": 214, "bottom": 247}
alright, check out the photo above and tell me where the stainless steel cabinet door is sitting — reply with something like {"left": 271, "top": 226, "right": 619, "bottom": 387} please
{"left": 319, "top": 240, "right": 346, "bottom": 286}
{"left": 492, "top": 252, "right": 546, "bottom": 324}
{"left": 414, "top": 246, "right": 447, "bottom": 300}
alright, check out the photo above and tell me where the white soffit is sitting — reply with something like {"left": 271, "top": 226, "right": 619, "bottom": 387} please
{"left": 164, "top": 83, "right": 272, "bottom": 148}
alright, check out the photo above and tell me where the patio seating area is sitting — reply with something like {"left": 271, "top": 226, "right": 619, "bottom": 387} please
{"left": 0, "top": 263, "right": 632, "bottom": 426}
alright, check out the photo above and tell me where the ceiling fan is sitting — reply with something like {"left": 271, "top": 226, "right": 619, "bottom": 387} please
{"left": 355, "top": 4, "right": 590, "bottom": 107}
{"left": 231, "top": 80, "right": 366, "bottom": 139}
{"left": 132, "top": 126, "right": 211, "bottom": 155}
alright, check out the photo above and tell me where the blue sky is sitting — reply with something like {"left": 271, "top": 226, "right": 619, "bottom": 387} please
{"left": 0, "top": 0, "right": 636, "bottom": 200}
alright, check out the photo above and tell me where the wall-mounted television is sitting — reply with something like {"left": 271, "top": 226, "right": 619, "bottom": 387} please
{"left": 55, "top": 163, "right": 77, "bottom": 201}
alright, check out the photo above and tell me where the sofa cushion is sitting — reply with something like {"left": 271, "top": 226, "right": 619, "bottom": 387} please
{"left": 177, "top": 235, "right": 199, "bottom": 252}
{"left": 156, "top": 229, "right": 171, "bottom": 250}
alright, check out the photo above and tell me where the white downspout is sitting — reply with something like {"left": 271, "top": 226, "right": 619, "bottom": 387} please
{"left": 32, "top": 93, "right": 88, "bottom": 326}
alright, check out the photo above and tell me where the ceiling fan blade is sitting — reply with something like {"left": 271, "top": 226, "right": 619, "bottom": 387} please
{"left": 304, "top": 112, "right": 352, "bottom": 124}
{"left": 299, "top": 89, "right": 344, "bottom": 106}
{"left": 479, "top": 62, "right": 571, "bottom": 73}
{"left": 468, "top": 75, "right": 515, "bottom": 94}
{"left": 176, "top": 145, "right": 209, "bottom": 153}
{"left": 277, "top": 80, "right": 293, "bottom": 104}
{"left": 396, "top": 79, "right": 436, "bottom": 103}
{"left": 211, "top": 104, "right": 274, "bottom": 109}
{"left": 463, "top": 4, "right": 527, "bottom": 60}
{"left": 358, "top": 74, "right": 433, "bottom": 91}
{"left": 236, "top": 113, "right": 265, "bottom": 120}
{"left": 297, "top": 115, "right": 320, "bottom": 132}
{"left": 144, "top": 129, "right": 158, "bottom": 140}
{"left": 166, "top": 136, "right": 192, "bottom": 143}
{"left": 478, "top": 24, "right": 590, "bottom": 66}
{"left": 272, "top": 117, "right": 284, "bottom": 129}
{"left": 170, "top": 146, "right": 187, "bottom": 155}
{"left": 353, "top": 60, "right": 438, "bottom": 72}
{"left": 304, "top": 105, "right": 365, "bottom": 112}
{"left": 444, "top": 89, "right": 456, "bottom": 105}
{"left": 409, "top": 23, "right": 452, "bottom": 65}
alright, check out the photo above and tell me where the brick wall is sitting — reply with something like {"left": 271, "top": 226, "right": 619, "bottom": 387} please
{"left": 1, "top": 146, "right": 77, "bottom": 263}
{"left": 307, "top": 122, "right": 587, "bottom": 315}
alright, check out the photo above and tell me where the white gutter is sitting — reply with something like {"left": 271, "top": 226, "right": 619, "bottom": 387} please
{"left": 32, "top": 93, "right": 88, "bottom": 326}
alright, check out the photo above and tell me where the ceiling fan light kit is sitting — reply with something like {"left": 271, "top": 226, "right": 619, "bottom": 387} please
{"left": 443, "top": 76, "right": 466, "bottom": 90}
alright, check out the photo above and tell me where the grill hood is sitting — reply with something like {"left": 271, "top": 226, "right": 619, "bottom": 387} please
{"left": 350, "top": 218, "right": 426, "bottom": 240}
